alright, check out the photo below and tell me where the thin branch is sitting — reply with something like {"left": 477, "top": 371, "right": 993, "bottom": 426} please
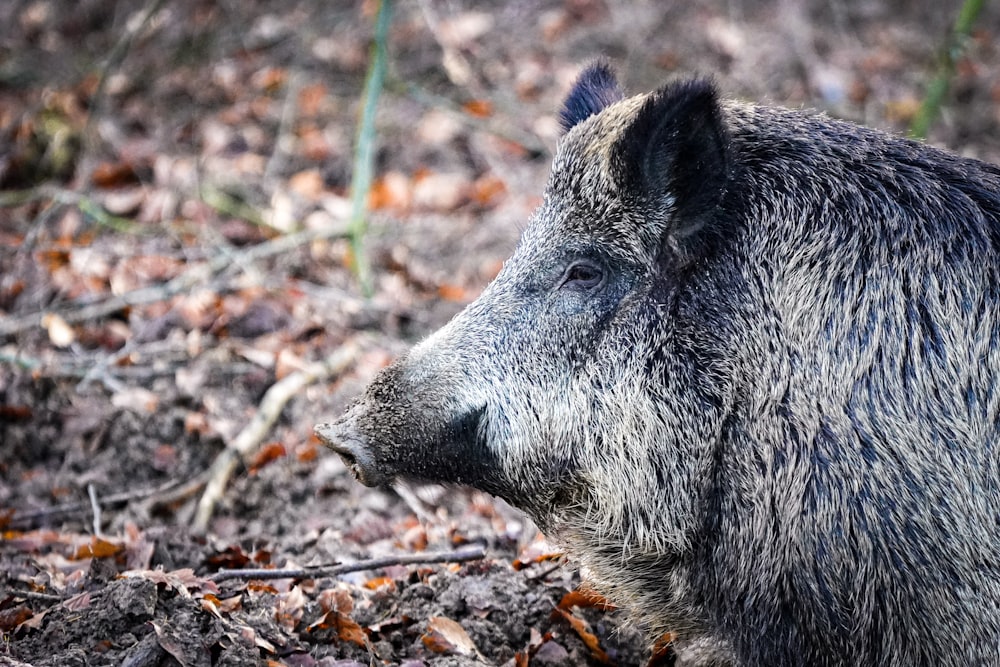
{"left": 191, "top": 340, "right": 361, "bottom": 531}
{"left": 87, "top": 483, "right": 103, "bottom": 537}
{"left": 1, "top": 588, "right": 64, "bottom": 603}
{"left": 6, "top": 478, "right": 185, "bottom": 530}
{"left": 0, "top": 185, "right": 136, "bottom": 231}
{"left": 263, "top": 70, "right": 305, "bottom": 187}
{"left": 209, "top": 545, "right": 486, "bottom": 583}
{"left": 392, "top": 79, "right": 548, "bottom": 157}
{"left": 0, "top": 221, "right": 349, "bottom": 339}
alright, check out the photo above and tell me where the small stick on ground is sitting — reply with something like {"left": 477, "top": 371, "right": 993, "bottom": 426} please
{"left": 87, "top": 484, "right": 103, "bottom": 537}
{"left": 191, "top": 340, "right": 361, "bottom": 531}
{"left": 209, "top": 544, "right": 486, "bottom": 584}
{"left": 8, "top": 478, "right": 186, "bottom": 530}
{"left": 0, "top": 221, "right": 349, "bottom": 339}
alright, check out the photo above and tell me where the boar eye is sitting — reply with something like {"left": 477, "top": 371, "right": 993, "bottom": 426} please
{"left": 559, "top": 261, "right": 605, "bottom": 291}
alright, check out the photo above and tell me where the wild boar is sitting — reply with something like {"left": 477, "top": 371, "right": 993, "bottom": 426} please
{"left": 316, "top": 62, "right": 1000, "bottom": 666}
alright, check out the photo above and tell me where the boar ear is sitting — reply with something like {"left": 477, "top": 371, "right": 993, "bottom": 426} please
{"left": 613, "top": 78, "right": 729, "bottom": 237}
{"left": 559, "top": 60, "right": 625, "bottom": 133}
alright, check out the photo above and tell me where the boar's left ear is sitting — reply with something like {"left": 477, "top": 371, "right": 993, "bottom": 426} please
{"left": 559, "top": 60, "right": 625, "bottom": 133}
{"left": 613, "top": 78, "right": 729, "bottom": 239}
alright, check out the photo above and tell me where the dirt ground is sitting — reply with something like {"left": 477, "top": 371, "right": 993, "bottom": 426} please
{"left": 2, "top": 1, "right": 999, "bottom": 665}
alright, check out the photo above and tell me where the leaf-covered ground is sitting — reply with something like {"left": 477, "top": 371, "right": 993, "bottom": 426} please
{"left": 2, "top": 1, "right": 999, "bottom": 665}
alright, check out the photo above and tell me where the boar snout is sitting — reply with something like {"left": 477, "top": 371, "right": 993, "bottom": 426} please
{"left": 314, "top": 411, "right": 387, "bottom": 487}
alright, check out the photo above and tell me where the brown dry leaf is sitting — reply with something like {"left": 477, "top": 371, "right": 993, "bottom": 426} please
{"left": 462, "top": 99, "right": 493, "bottom": 118}
{"left": 201, "top": 594, "right": 223, "bottom": 619}
{"left": 38, "top": 248, "right": 71, "bottom": 271}
{"left": 1, "top": 529, "right": 64, "bottom": 552}
{"left": 369, "top": 170, "right": 412, "bottom": 211}
{"left": 470, "top": 175, "right": 507, "bottom": 207}
{"left": 111, "top": 386, "right": 159, "bottom": 414}
{"left": 412, "top": 171, "right": 469, "bottom": 211}
{"left": 91, "top": 160, "right": 140, "bottom": 188}
{"left": 298, "top": 124, "right": 332, "bottom": 161}
{"left": 41, "top": 312, "right": 75, "bottom": 348}
{"left": 63, "top": 591, "right": 92, "bottom": 612}
{"left": 218, "top": 594, "right": 243, "bottom": 613}
{"left": 421, "top": 616, "right": 482, "bottom": 658}
{"left": 336, "top": 613, "right": 367, "bottom": 646}
{"left": 400, "top": 523, "right": 428, "bottom": 551}
{"left": 72, "top": 536, "right": 124, "bottom": 560}
{"left": 288, "top": 168, "right": 325, "bottom": 199}
{"left": 124, "top": 522, "right": 155, "bottom": 571}
{"left": 125, "top": 568, "right": 218, "bottom": 598}
{"left": 237, "top": 625, "right": 275, "bottom": 653}
{"left": 249, "top": 442, "right": 287, "bottom": 474}
{"left": 0, "top": 405, "right": 32, "bottom": 423}
{"left": 247, "top": 582, "right": 279, "bottom": 594}
{"left": 334, "top": 588, "right": 353, "bottom": 614}
{"left": 363, "top": 576, "right": 396, "bottom": 592}
{"left": 297, "top": 82, "right": 328, "bottom": 117}
{"left": 438, "top": 11, "right": 493, "bottom": 47}
{"left": 152, "top": 621, "right": 195, "bottom": 667}
{"left": 184, "top": 410, "right": 212, "bottom": 437}
{"left": 206, "top": 545, "right": 251, "bottom": 570}
{"left": 554, "top": 608, "right": 611, "bottom": 664}
{"left": 649, "top": 631, "right": 677, "bottom": 666}
{"left": 275, "top": 347, "right": 308, "bottom": 379}
{"left": 307, "top": 595, "right": 366, "bottom": 646}
{"left": 437, "top": 283, "right": 469, "bottom": 303}
{"left": 275, "top": 585, "right": 307, "bottom": 630}
{"left": 512, "top": 539, "right": 564, "bottom": 570}
{"left": 253, "top": 66, "right": 287, "bottom": 92}
{"left": 110, "top": 254, "right": 184, "bottom": 294}
{"left": 152, "top": 444, "right": 178, "bottom": 472}
{"left": 0, "top": 605, "right": 33, "bottom": 632}
{"left": 295, "top": 442, "right": 318, "bottom": 463}
{"left": 558, "top": 588, "right": 616, "bottom": 611}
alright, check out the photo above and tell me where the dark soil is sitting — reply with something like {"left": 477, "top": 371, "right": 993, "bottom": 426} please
{"left": 2, "top": 1, "right": 999, "bottom": 666}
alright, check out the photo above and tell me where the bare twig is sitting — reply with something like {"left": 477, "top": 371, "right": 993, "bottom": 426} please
{"left": 144, "top": 470, "right": 214, "bottom": 516}
{"left": 263, "top": 70, "right": 305, "bottom": 187}
{"left": 80, "top": 0, "right": 167, "bottom": 185}
{"left": 415, "top": 0, "right": 476, "bottom": 87}
{"left": 0, "top": 185, "right": 136, "bottom": 231}
{"left": 191, "top": 340, "right": 361, "bottom": 531}
{"left": 1, "top": 588, "right": 64, "bottom": 604}
{"left": 87, "top": 484, "right": 103, "bottom": 537}
{"left": 209, "top": 544, "right": 486, "bottom": 583}
{"left": 6, "top": 478, "right": 184, "bottom": 530}
{"left": 0, "top": 221, "right": 349, "bottom": 339}
{"left": 392, "top": 79, "right": 547, "bottom": 157}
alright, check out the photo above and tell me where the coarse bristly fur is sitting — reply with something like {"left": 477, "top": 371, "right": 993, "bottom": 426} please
{"left": 316, "top": 62, "right": 1000, "bottom": 666}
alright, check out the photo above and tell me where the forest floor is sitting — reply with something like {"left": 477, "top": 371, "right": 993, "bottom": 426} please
{"left": 2, "top": 1, "right": 999, "bottom": 666}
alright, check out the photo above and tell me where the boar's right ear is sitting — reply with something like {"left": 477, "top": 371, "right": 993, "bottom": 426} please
{"left": 613, "top": 78, "right": 729, "bottom": 245}
{"left": 559, "top": 60, "right": 625, "bottom": 132}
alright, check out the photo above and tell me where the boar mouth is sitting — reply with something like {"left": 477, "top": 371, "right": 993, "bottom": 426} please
{"left": 314, "top": 422, "right": 389, "bottom": 487}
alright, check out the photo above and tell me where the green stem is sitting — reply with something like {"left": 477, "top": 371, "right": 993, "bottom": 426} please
{"left": 348, "top": 0, "right": 392, "bottom": 297}
{"left": 909, "top": 0, "right": 986, "bottom": 139}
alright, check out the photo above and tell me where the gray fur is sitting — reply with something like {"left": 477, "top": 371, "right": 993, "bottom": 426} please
{"left": 316, "top": 67, "right": 1000, "bottom": 666}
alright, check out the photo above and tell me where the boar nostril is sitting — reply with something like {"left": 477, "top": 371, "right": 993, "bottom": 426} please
{"left": 314, "top": 421, "right": 385, "bottom": 487}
